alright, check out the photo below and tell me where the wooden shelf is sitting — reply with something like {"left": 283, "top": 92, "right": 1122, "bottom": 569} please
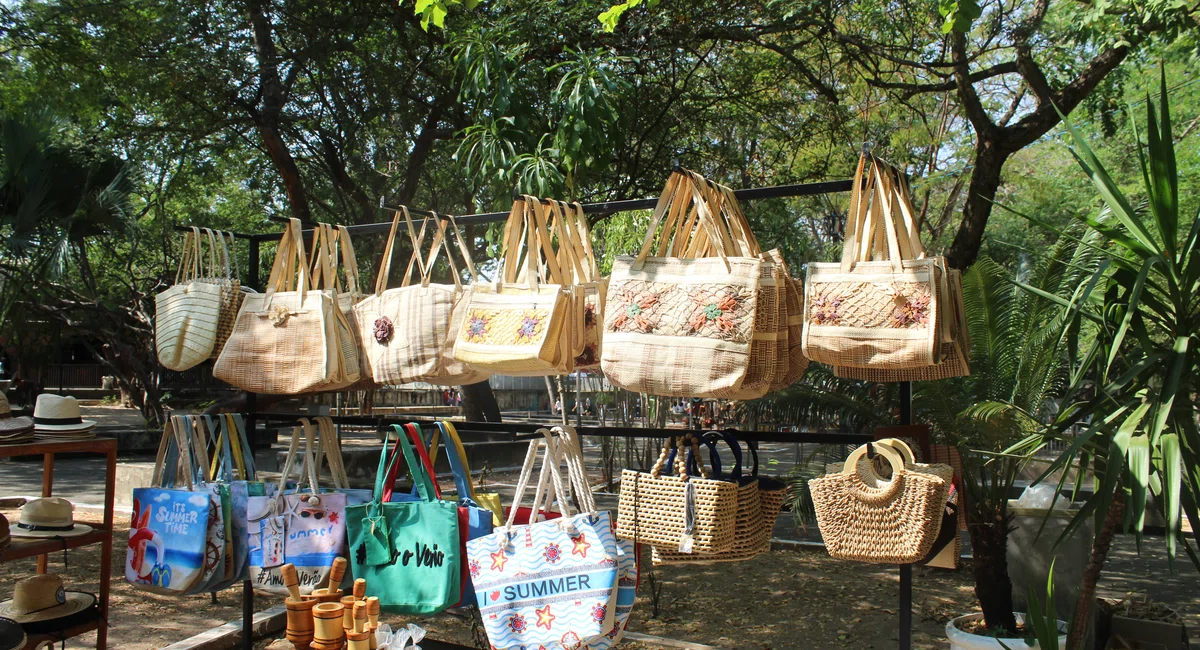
{"left": 1, "top": 526, "right": 111, "bottom": 563}
{"left": 0, "top": 437, "right": 116, "bottom": 459}
{"left": 20, "top": 612, "right": 103, "bottom": 650}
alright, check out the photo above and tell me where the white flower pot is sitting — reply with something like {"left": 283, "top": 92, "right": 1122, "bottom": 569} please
{"left": 946, "top": 613, "right": 1067, "bottom": 650}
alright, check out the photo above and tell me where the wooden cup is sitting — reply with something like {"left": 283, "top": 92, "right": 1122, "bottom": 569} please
{"left": 285, "top": 597, "right": 316, "bottom": 650}
{"left": 346, "top": 630, "right": 371, "bottom": 650}
{"left": 340, "top": 596, "right": 357, "bottom": 631}
{"left": 312, "top": 602, "right": 345, "bottom": 650}
{"left": 366, "top": 624, "right": 377, "bottom": 650}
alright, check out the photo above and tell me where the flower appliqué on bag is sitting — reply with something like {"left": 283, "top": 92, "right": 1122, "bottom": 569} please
{"left": 543, "top": 543, "right": 563, "bottom": 564}
{"left": 267, "top": 304, "right": 295, "bottom": 326}
{"left": 808, "top": 292, "right": 842, "bottom": 325}
{"left": 688, "top": 290, "right": 742, "bottom": 335}
{"left": 516, "top": 311, "right": 544, "bottom": 342}
{"left": 373, "top": 316, "right": 394, "bottom": 344}
{"left": 468, "top": 559, "right": 481, "bottom": 579}
{"left": 610, "top": 285, "right": 659, "bottom": 333}
{"left": 890, "top": 293, "right": 930, "bottom": 328}
{"left": 507, "top": 613, "right": 527, "bottom": 635}
{"left": 465, "top": 313, "right": 490, "bottom": 342}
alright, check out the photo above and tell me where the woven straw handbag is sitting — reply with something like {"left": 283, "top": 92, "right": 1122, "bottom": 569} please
{"left": 451, "top": 197, "right": 573, "bottom": 376}
{"left": 809, "top": 442, "right": 951, "bottom": 564}
{"left": 546, "top": 200, "right": 607, "bottom": 370}
{"left": 308, "top": 223, "right": 368, "bottom": 389}
{"left": 652, "top": 432, "right": 767, "bottom": 564}
{"left": 765, "top": 250, "right": 810, "bottom": 390}
{"left": 156, "top": 228, "right": 226, "bottom": 371}
{"left": 602, "top": 171, "right": 763, "bottom": 397}
{"left": 353, "top": 208, "right": 490, "bottom": 386}
{"left": 208, "top": 230, "right": 245, "bottom": 360}
{"left": 802, "top": 155, "right": 946, "bottom": 371}
{"left": 214, "top": 218, "right": 358, "bottom": 394}
{"left": 616, "top": 435, "right": 738, "bottom": 554}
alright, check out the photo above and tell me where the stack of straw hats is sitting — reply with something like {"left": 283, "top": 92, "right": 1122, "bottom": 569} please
{"left": 31, "top": 395, "right": 95, "bottom": 441}
{"left": 0, "top": 394, "right": 33, "bottom": 446}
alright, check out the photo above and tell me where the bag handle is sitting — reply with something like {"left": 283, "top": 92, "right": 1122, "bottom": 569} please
{"left": 503, "top": 430, "right": 571, "bottom": 530}
{"left": 435, "top": 421, "right": 479, "bottom": 505}
{"left": 334, "top": 225, "right": 362, "bottom": 299}
{"left": 395, "top": 424, "right": 438, "bottom": 502}
{"left": 313, "top": 416, "right": 352, "bottom": 490}
{"left": 841, "top": 442, "right": 906, "bottom": 477}
{"left": 273, "top": 419, "right": 315, "bottom": 512}
{"left": 374, "top": 207, "right": 410, "bottom": 296}
{"left": 649, "top": 436, "right": 692, "bottom": 481}
{"left": 399, "top": 209, "right": 434, "bottom": 289}
{"left": 263, "top": 218, "right": 309, "bottom": 307}
{"left": 443, "top": 215, "right": 479, "bottom": 284}
{"left": 550, "top": 426, "right": 596, "bottom": 513}
{"left": 372, "top": 427, "right": 406, "bottom": 505}
{"left": 152, "top": 416, "right": 195, "bottom": 491}
{"left": 226, "top": 414, "right": 256, "bottom": 479}
{"left": 402, "top": 423, "right": 441, "bottom": 500}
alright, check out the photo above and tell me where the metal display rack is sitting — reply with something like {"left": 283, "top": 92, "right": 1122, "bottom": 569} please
{"left": 175, "top": 174, "right": 924, "bottom": 650}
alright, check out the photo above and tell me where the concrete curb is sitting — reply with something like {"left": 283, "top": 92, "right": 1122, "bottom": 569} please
{"left": 159, "top": 604, "right": 286, "bottom": 650}
{"left": 623, "top": 632, "right": 721, "bottom": 649}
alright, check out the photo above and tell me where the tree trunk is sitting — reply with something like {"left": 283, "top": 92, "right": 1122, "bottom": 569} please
{"left": 946, "top": 137, "right": 1008, "bottom": 270}
{"left": 461, "top": 380, "right": 501, "bottom": 422}
{"left": 968, "top": 504, "right": 1019, "bottom": 634}
{"left": 1066, "top": 491, "right": 1126, "bottom": 650}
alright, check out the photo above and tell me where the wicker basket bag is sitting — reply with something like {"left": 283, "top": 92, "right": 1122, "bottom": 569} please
{"left": 802, "top": 155, "right": 946, "bottom": 371}
{"left": 156, "top": 228, "right": 229, "bottom": 371}
{"left": 214, "top": 218, "right": 358, "bottom": 394}
{"left": 209, "top": 230, "right": 245, "bottom": 360}
{"left": 451, "top": 197, "right": 574, "bottom": 376}
{"left": 652, "top": 432, "right": 767, "bottom": 565}
{"left": 602, "top": 171, "right": 763, "bottom": 397}
{"left": 616, "top": 436, "right": 738, "bottom": 554}
{"left": 809, "top": 442, "right": 951, "bottom": 564}
{"left": 353, "top": 208, "right": 490, "bottom": 386}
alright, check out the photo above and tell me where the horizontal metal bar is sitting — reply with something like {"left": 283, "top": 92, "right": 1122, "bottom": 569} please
{"left": 171, "top": 225, "right": 257, "bottom": 240}
{"left": 252, "top": 412, "right": 871, "bottom": 445}
{"left": 248, "top": 178, "right": 853, "bottom": 242}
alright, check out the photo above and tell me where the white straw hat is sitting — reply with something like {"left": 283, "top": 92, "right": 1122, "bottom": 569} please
{"left": 9, "top": 498, "right": 92, "bottom": 539}
{"left": 31, "top": 395, "right": 95, "bottom": 432}
{"left": 0, "top": 575, "right": 96, "bottom": 632}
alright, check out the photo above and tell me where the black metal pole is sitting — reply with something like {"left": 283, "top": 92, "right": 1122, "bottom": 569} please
{"left": 242, "top": 578, "right": 253, "bottom": 650}
{"left": 899, "top": 380, "right": 913, "bottom": 650}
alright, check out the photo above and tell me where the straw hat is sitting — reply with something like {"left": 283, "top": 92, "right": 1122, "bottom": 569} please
{"left": 31, "top": 395, "right": 95, "bottom": 433}
{"left": 9, "top": 498, "right": 92, "bottom": 539}
{"left": 0, "top": 617, "right": 25, "bottom": 650}
{"left": 0, "top": 575, "right": 97, "bottom": 634}
{"left": 0, "top": 392, "right": 10, "bottom": 418}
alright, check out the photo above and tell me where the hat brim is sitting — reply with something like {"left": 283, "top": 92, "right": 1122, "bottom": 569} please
{"left": 33, "top": 421, "right": 96, "bottom": 432}
{"left": 0, "top": 591, "right": 96, "bottom": 626}
{"left": 0, "top": 618, "right": 25, "bottom": 650}
{"left": 9, "top": 523, "right": 92, "bottom": 539}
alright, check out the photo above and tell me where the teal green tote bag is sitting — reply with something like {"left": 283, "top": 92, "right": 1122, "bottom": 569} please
{"left": 346, "top": 424, "right": 460, "bottom": 614}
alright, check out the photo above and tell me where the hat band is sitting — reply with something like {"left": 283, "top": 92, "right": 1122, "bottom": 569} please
{"left": 16, "top": 522, "right": 76, "bottom": 532}
{"left": 33, "top": 416, "right": 83, "bottom": 426}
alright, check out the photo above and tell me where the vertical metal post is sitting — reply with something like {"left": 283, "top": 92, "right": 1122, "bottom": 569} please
{"left": 899, "top": 380, "right": 913, "bottom": 650}
{"left": 242, "top": 240, "right": 261, "bottom": 650}
{"left": 242, "top": 579, "right": 253, "bottom": 650}
{"left": 247, "top": 238, "right": 261, "bottom": 291}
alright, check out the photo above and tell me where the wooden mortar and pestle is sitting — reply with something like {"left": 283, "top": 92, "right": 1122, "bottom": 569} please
{"left": 311, "top": 557, "right": 348, "bottom": 604}
{"left": 345, "top": 601, "right": 371, "bottom": 650}
{"left": 311, "top": 601, "right": 345, "bottom": 650}
{"left": 281, "top": 564, "right": 316, "bottom": 649}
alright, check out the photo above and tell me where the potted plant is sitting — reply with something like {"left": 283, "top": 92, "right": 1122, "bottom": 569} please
{"left": 946, "top": 562, "right": 1068, "bottom": 650}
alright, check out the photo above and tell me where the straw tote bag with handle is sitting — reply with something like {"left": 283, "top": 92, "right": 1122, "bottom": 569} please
{"left": 353, "top": 208, "right": 490, "bottom": 386}
{"left": 809, "top": 442, "right": 951, "bottom": 564}
{"left": 546, "top": 200, "right": 607, "bottom": 370}
{"left": 214, "top": 218, "right": 353, "bottom": 394}
{"left": 802, "top": 155, "right": 945, "bottom": 371}
{"left": 309, "top": 223, "right": 366, "bottom": 389}
{"left": 602, "top": 171, "right": 763, "bottom": 397}
{"left": 451, "top": 197, "right": 572, "bottom": 375}
{"left": 156, "top": 228, "right": 226, "bottom": 371}
{"left": 651, "top": 431, "right": 767, "bottom": 565}
{"left": 833, "top": 168, "right": 970, "bottom": 381}
{"left": 208, "top": 230, "right": 245, "bottom": 360}
{"left": 616, "top": 435, "right": 738, "bottom": 554}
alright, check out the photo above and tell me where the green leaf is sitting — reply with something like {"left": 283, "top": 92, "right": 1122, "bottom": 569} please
{"left": 1160, "top": 432, "right": 1182, "bottom": 557}
{"left": 414, "top": 0, "right": 437, "bottom": 13}
{"left": 1106, "top": 256, "right": 1162, "bottom": 376}
{"left": 1128, "top": 433, "right": 1150, "bottom": 548}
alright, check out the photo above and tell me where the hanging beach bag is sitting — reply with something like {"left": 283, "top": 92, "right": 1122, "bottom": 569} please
{"left": 744, "top": 438, "right": 787, "bottom": 543}
{"left": 545, "top": 200, "right": 607, "bottom": 370}
{"left": 311, "top": 416, "right": 373, "bottom": 507}
{"left": 176, "top": 415, "right": 236, "bottom": 595}
{"left": 467, "top": 428, "right": 620, "bottom": 650}
{"left": 602, "top": 171, "right": 763, "bottom": 397}
{"left": 204, "top": 413, "right": 264, "bottom": 585}
{"left": 616, "top": 435, "right": 738, "bottom": 553}
{"left": 353, "top": 208, "right": 490, "bottom": 386}
{"left": 126, "top": 416, "right": 217, "bottom": 595}
{"left": 435, "top": 420, "right": 505, "bottom": 527}
{"left": 802, "top": 156, "right": 946, "bottom": 371}
{"left": 651, "top": 431, "right": 766, "bottom": 564}
{"left": 347, "top": 424, "right": 461, "bottom": 614}
{"left": 209, "top": 231, "right": 245, "bottom": 360}
{"left": 214, "top": 218, "right": 358, "bottom": 394}
{"left": 427, "top": 421, "right": 496, "bottom": 607}
{"left": 451, "top": 197, "right": 573, "bottom": 376}
{"left": 809, "top": 442, "right": 951, "bottom": 564}
{"left": 246, "top": 420, "right": 347, "bottom": 595}
{"left": 156, "top": 228, "right": 226, "bottom": 371}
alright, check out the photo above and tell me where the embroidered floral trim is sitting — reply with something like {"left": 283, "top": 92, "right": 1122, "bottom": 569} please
{"left": 516, "top": 311, "right": 544, "bottom": 342}
{"left": 808, "top": 293, "right": 842, "bottom": 325}
{"left": 890, "top": 293, "right": 930, "bottom": 327}
{"left": 611, "top": 285, "right": 659, "bottom": 333}
{"left": 465, "top": 314, "right": 489, "bottom": 342}
{"left": 373, "top": 316, "right": 394, "bottom": 344}
{"left": 688, "top": 290, "right": 743, "bottom": 335}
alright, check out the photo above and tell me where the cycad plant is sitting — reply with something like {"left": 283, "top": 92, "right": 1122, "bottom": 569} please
{"left": 1006, "top": 67, "right": 1200, "bottom": 650}
{"left": 916, "top": 238, "right": 1103, "bottom": 633}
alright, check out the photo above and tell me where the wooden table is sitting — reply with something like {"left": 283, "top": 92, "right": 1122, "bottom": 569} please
{"left": 0, "top": 438, "right": 118, "bottom": 649}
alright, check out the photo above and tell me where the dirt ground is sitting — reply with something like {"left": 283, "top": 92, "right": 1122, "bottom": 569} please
{"left": 3, "top": 504, "right": 1197, "bottom": 650}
